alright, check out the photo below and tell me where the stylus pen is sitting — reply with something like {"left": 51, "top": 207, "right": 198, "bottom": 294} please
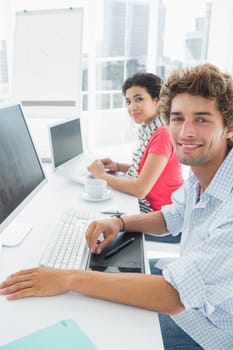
{"left": 104, "top": 237, "right": 135, "bottom": 260}
{"left": 100, "top": 210, "right": 126, "bottom": 215}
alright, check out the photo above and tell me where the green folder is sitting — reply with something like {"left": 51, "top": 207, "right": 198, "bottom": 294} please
{"left": 0, "top": 319, "right": 98, "bottom": 350}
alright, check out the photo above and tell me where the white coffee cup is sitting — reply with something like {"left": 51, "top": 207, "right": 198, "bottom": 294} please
{"left": 84, "top": 179, "right": 107, "bottom": 199}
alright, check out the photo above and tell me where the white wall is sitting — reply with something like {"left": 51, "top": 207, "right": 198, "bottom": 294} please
{"left": 207, "top": 0, "right": 233, "bottom": 72}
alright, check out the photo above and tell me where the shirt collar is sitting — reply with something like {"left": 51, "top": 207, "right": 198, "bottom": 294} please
{"left": 188, "top": 148, "right": 233, "bottom": 201}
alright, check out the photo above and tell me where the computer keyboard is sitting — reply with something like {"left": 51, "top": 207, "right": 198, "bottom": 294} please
{"left": 39, "top": 207, "right": 94, "bottom": 270}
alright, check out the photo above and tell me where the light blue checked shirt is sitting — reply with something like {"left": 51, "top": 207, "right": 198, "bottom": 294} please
{"left": 161, "top": 147, "right": 233, "bottom": 350}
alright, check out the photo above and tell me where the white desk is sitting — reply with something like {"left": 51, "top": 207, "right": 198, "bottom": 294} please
{"left": 0, "top": 170, "right": 164, "bottom": 349}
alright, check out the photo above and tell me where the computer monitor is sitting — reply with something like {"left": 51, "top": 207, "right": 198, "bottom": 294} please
{"left": 0, "top": 104, "right": 47, "bottom": 244}
{"left": 49, "top": 117, "right": 84, "bottom": 169}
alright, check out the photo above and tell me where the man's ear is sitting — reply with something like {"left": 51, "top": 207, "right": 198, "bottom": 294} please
{"left": 225, "top": 127, "right": 233, "bottom": 140}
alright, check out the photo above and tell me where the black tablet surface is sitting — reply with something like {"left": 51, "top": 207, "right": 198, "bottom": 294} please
{"left": 87, "top": 232, "right": 144, "bottom": 273}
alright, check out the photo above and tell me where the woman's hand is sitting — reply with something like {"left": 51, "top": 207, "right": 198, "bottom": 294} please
{"left": 88, "top": 159, "right": 106, "bottom": 178}
{"left": 100, "top": 158, "right": 118, "bottom": 172}
{"left": 85, "top": 218, "right": 122, "bottom": 254}
{"left": 0, "top": 267, "right": 71, "bottom": 300}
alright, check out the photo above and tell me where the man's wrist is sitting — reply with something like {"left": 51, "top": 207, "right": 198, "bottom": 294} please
{"left": 116, "top": 162, "right": 120, "bottom": 172}
{"left": 112, "top": 214, "right": 126, "bottom": 232}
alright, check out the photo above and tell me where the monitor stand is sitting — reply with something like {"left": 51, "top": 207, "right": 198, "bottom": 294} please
{"left": 0, "top": 221, "right": 32, "bottom": 253}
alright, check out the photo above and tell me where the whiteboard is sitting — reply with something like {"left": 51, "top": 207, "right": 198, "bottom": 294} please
{"left": 11, "top": 8, "right": 83, "bottom": 106}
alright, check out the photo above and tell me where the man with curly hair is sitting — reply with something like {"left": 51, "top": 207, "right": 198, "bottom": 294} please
{"left": 1, "top": 64, "right": 233, "bottom": 349}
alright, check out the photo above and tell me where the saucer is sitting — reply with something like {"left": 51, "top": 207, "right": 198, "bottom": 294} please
{"left": 81, "top": 190, "right": 111, "bottom": 202}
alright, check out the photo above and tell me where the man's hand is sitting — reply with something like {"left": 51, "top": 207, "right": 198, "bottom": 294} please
{"left": 0, "top": 267, "right": 71, "bottom": 300}
{"left": 85, "top": 218, "right": 122, "bottom": 254}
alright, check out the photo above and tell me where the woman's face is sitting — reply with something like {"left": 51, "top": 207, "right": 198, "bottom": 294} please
{"left": 125, "top": 86, "right": 159, "bottom": 124}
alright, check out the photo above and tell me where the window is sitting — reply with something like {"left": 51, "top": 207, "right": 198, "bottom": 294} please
{"left": 0, "top": 0, "right": 233, "bottom": 156}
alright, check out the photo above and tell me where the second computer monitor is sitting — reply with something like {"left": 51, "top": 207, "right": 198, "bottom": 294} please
{"left": 49, "top": 117, "right": 84, "bottom": 170}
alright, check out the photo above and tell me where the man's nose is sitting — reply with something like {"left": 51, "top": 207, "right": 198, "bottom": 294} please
{"left": 180, "top": 119, "right": 196, "bottom": 138}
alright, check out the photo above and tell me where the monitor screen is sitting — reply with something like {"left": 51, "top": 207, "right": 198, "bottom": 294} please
{"left": 0, "top": 104, "right": 46, "bottom": 236}
{"left": 49, "top": 117, "right": 83, "bottom": 169}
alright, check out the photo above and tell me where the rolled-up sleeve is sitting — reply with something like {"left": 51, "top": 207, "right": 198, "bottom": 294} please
{"left": 161, "top": 185, "right": 187, "bottom": 236}
{"left": 163, "top": 218, "right": 233, "bottom": 321}
{"left": 163, "top": 255, "right": 209, "bottom": 311}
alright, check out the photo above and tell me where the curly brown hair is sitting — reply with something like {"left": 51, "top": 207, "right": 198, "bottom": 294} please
{"left": 159, "top": 63, "right": 233, "bottom": 146}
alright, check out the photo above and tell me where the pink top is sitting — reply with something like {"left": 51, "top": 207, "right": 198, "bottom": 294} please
{"left": 138, "top": 126, "right": 183, "bottom": 210}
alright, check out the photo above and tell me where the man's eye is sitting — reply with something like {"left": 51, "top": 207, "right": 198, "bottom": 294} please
{"left": 135, "top": 97, "right": 143, "bottom": 102}
{"left": 197, "top": 118, "right": 208, "bottom": 123}
{"left": 170, "top": 117, "right": 183, "bottom": 123}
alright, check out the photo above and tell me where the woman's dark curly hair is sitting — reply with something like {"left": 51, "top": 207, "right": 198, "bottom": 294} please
{"left": 159, "top": 63, "right": 233, "bottom": 146}
{"left": 122, "top": 72, "right": 162, "bottom": 99}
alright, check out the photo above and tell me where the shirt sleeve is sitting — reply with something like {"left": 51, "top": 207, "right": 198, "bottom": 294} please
{"left": 147, "top": 127, "right": 173, "bottom": 158}
{"left": 163, "top": 216, "right": 233, "bottom": 321}
{"left": 161, "top": 183, "right": 188, "bottom": 235}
